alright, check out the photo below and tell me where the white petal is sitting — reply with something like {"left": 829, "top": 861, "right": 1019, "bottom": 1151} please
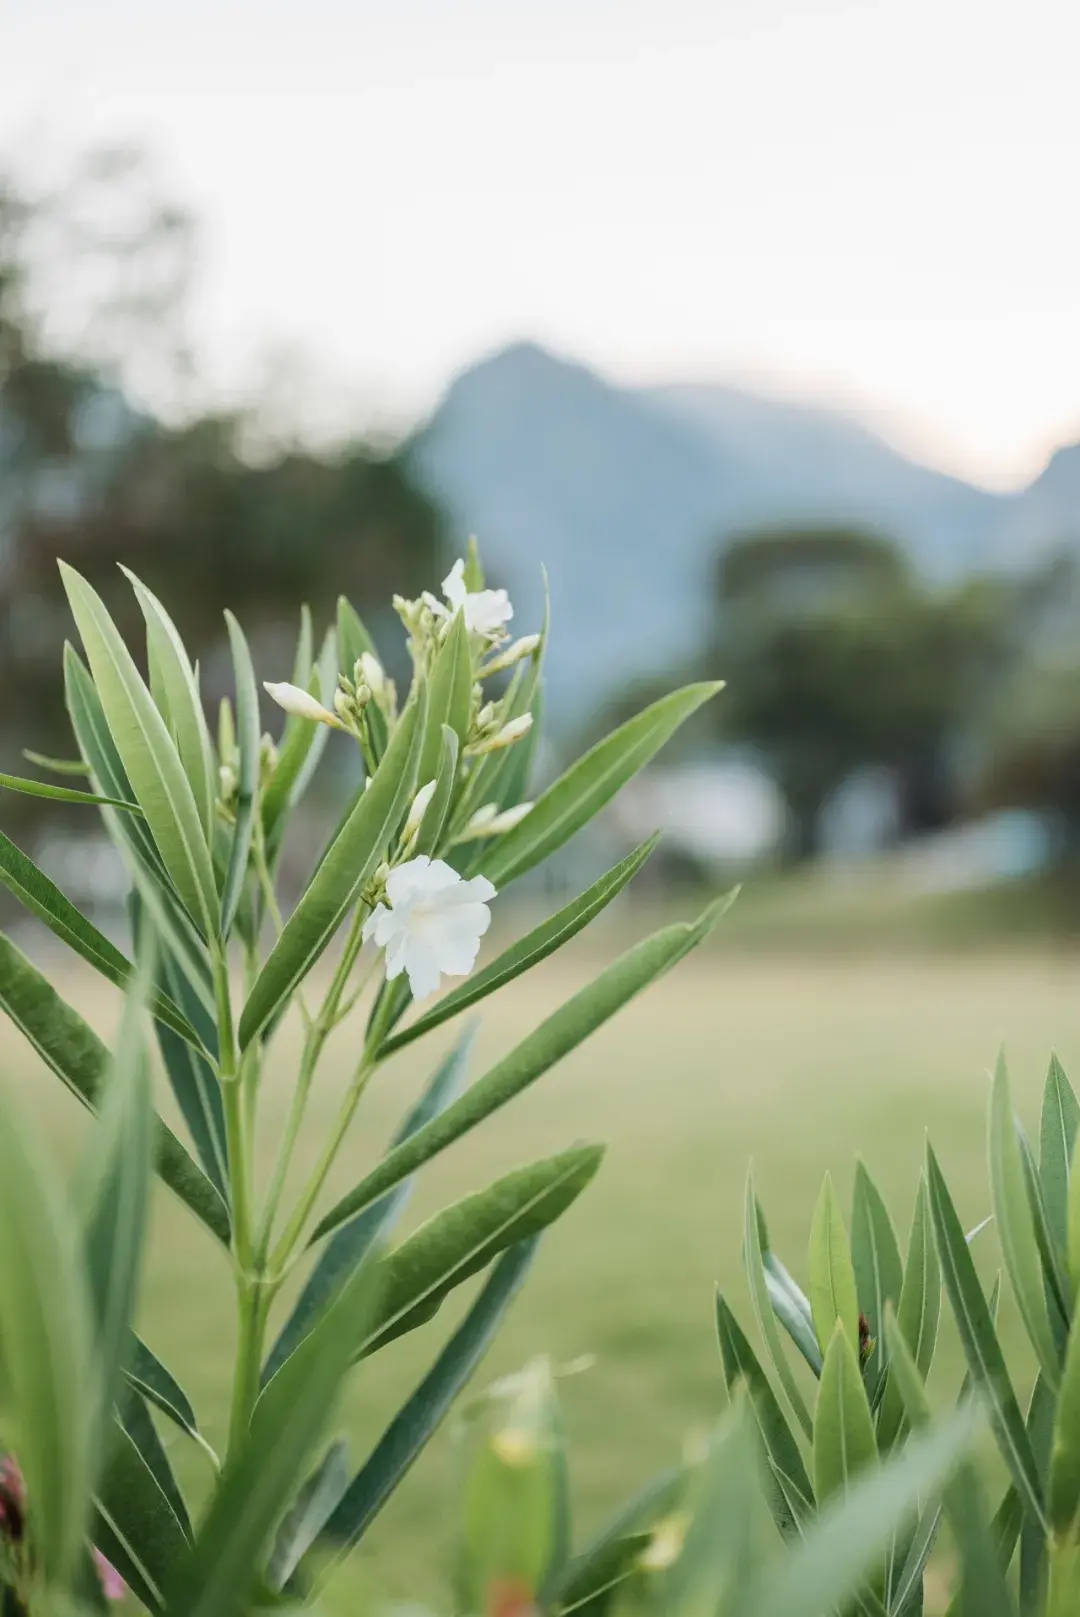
{"left": 385, "top": 854, "right": 463, "bottom": 906}
{"left": 404, "top": 779, "right": 437, "bottom": 836}
{"left": 361, "top": 902, "right": 387, "bottom": 944}
{"left": 441, "top": 559, "right": 468, "bottom": 611}
{"left": 402, "top": 934, "right": 446, "bottom": 999}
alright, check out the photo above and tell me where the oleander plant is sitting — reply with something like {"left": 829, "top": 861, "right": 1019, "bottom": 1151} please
{"left": 437, "top": 1052, "right": 1080, "bottom": 1617}
{"left": 0, "top": 542, "right": 728, "bottom": 1616}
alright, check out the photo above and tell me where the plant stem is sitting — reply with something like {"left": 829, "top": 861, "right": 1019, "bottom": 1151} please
{"left": 255, "top": 903, "right": 371, "bottom": 1262}
{"left": 226, "top": 1277, "right": 269, "bottom": 1458}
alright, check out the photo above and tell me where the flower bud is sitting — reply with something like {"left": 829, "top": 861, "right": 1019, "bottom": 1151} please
{"left": 333, "top": 688, "right": 356, "bottom": 726}
{"left": 638, "top": 1514, "right": 689, "bottom": 1573}
{"left": 263, "top": 681, "right": 347, "bottom": 731}
{"left": 469, "top": 713, "right": 533, "bottom": 756}
{"left": 358, "top": 652, "right": 386, "bottom": 696}
{"left": 480, "top": 634, "right": 542, "bottom": 678}
{"left": 403, "top": 779, "right": 437, "bottom": 838}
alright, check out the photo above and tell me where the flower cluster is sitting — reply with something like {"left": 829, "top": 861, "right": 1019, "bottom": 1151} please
{"left": 260, "top": 548, "right": 541, "bottom": 1003}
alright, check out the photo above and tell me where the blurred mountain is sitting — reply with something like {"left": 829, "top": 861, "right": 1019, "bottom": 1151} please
{"left": 412, "top": 341, "right": 1080, "bottom": 732}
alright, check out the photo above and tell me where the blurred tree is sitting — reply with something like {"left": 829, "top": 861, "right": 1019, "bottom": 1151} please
{"left": 709, "top": 527, "right": 1011, "bottom": 858}
{"left": 0, "top": 148, "right": 445, "bottom": 806}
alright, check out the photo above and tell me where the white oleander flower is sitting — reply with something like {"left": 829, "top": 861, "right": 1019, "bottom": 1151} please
{"left": 362, "top": 855, "right": 497, "bottom": 999}
{"left": 430, "top": 558, "right": 514, "bottom": 638}
{"left": 263, "top": 681, "right": 347, "bottom": 730}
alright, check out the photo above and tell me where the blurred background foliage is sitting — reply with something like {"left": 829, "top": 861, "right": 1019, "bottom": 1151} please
{"left": 5, "top": 143, "right": 1080, "bottom": 923}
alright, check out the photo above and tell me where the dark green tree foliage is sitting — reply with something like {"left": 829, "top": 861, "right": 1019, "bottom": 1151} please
{"left": 0, "top": 154, "right": 444, "bottom": 795}
{"left": 710, "top": 526, "right": 1010, "bottom": 857}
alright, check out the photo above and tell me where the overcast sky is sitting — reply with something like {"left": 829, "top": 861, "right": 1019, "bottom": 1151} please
{"left": 2, "top": 0, "right": 1078, "bottom": 487}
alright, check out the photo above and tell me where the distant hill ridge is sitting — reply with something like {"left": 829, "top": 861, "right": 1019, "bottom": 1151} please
{"left": 412, "top": 341, "right": 1080, "bottom": 731}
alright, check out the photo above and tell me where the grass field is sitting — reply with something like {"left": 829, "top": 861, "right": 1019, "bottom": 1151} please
{"left": 7, "top": 914, "right": 1080, "bottom": 1608}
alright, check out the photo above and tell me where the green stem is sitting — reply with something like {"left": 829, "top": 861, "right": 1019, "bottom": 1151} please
{"left": 226, "top": 1278, "right": 269, "bottom": 1458}
{"left": 255, "top": 903, "right": 371, "bottom": 1262}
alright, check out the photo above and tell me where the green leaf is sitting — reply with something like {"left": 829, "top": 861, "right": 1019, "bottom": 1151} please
{"left": 885, "top": 1312, "right": 1018, "bottom": 1617}
{"left": 744, "top": 1176, "right": 814, "bottom": 1441}
{"left": 336, "top": 594, "right": 377, "bottom": 667}
{"left": 553, "top": 1468, "right": 685, "bottom": 1617}
{"left": 117, "top": 1391, "right": 193, "bottom": 1541}
{"left": 927, "top": 1141, "right": 1048, "bottom": 1533}
{"left": 1020, "top": 1374, "right": 1055, "bottom": 1611}
{"left": 151, "top": 943, "right": 228, "bottom": 1198}
{"left": 221, "top": 610, "right": 261, "bottom": 938}
{"left": 0, "top": 769, "right": 142, "bottom": 811}
{"left": 0, "top": 1079, "right": 94, "bottom": 1587}
{"left": 23, "top": 748, "right": 91, "bottom": 775}
{"left": 239, "top": 687, "right": 426, "bottom": 1049}
{"left": 355, "top": 1145, "right": 603, "bottom": 1359}
{"left": 262, "top": 1029, "right": 472, "bottom": 1386}
{"left": 0, "top": 826, "right": 202, "bottom": 1052}
{"left": 990, "top": 1053, "right": 1061, "bottom": 1389}
{"left": 82, "top": 957, "right": 155, "bottom": 1472}
{"left": 1041, "top": 1054, "right": 1079, "bottom": 1259}
{"left": 162, "top": 1262, "right": 385, "bottom": 1617}
{"left": 311, "top": 900, "right": 727, "bottom": 1244}
{"left": 715, "top": 1291, "right": 814, "bottom": 1531}
{"left": 59, "top": 563, "right": 219, "bottom": 936}
{"left": 665, "top": 1400, "right": 774, "bottom": 1617}
{"left": 262, "top": 617, "right": 336, "bottom": 838}
{"left": 1050, "top": 1302, "right": 1080, "bottom": 1539}
{"left": 0, "top": 928, "right": 230, "bottom": 1245}
{"left": 419, "top": 609, "right": 472, "bottom": 784}
{"left": 96, "top": 1415, "right": 192, "bottom": 1613}
{"left": 877, "top": 1175, "right": 941, "bottom": 1452}
{"left": 809, "top": 1173, "right": 860, "bottom": 1359}
{"left": 124, "top": 567, "right": 215, "bottom": 839}
{"left": 480, "top": 682, "right": 722, "bottom": 889}
{"left": 312, "top": 1241, "right": 537, "bottom": 1575}
{"left": 745, "top": 1404, "right": 980, "bottom": 1617}
{"left": 380, "top": 837, "right": 662, "bottom": 1056}
{"left": 126, "top": 1336, "right": 202, "bottom": 1445}
{"left": 65, "top": 641, "right": 173, "bottom": 888}
{"left": 266, "top": 1440, "right": 350, "bottom": 1591}
{"left": 851, "top": 1160, "right": 904, "bottom": 1393}
{"left": 1017, "top": 1126, "right": 1071, "bottom": 1341}
{"left": 761, "top": 1244, "right": 822, "bottom": 1375}
{"left": 814, "top": 1324, "right": 877, "bottom": 1506}
{"left": 411, "top": 724, "right": 459, "bottom": 859}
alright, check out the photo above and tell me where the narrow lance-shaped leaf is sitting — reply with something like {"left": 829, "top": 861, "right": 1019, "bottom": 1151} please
{"left": 926, "top": 1141, "right": 1048, "bottom": 1534}
{"left": 877, "top": 1174, "right": 941, "bottom": 1451}
{"left": 744, "top": 1176, "right": 814, "bottom": 1441}
{"left": 989, "top": 1053, "right": 1061, "bottom": 1389}
{"left": 239, "top": 686, "right": 426, "bottom": 1049}
{"left": 355, "top": 1147, "right": 602, "bottom": 1360}
{"left": 262, "top": 1028, "right": 473, "bottom": 1386}
{"left": 310, "top": 1241, "right": 538, "bottom": 1577}
{"left": 1040, "top": 1053, "right": 1079, "bottom": 1257}
{"left": 311, "top": 897, "right": 729, "bottom": 1244}
{"left": 60, "top": 563, "right": 219, "bottom": 937}
{"left": 162, "top": 1262, "right": 386, "bottom": 1617}
{"left": 124, "top": 568, "right": 215, "bottom": 839}
{"left": 1017, "top": 1126, "right": 1071, "bottom": 1341}
{"left": 715, "top": 1291, "right": 814, "bottom": 1532}
{"left": 808, "top": 1173, "right": 860, "bottom": 1359}
{"left": 267, "top": 1441, "right": 351, "bottom": 1591}
{"left": 96, "top": 1414, "right": 192, "bottom": 1614}
{"left": 116, "top": 1392, "right": 192, "bottom": 1542}
{"left": 0, "top": 1090, "right": 95, "bottom": 1590}
{"left": 1050, "top": 1309, "right": 1080, "bottom": 1541}
{"left": 262, "top": 618, "right": 337, "bottom": 839}
{"left": 419, "top": 609, "right": 472, "bottom": 784}
{"left": 480, "top": 681, "right": 722, "bottom": 889}
{"left": 813, "top": 1324, "right": 877, "bottom": 1507}
{"left": 851, "top": 1160, "right": 903, "bottom": 1394}
{"left": 126, "top": 1336, "right": 203, "bottom": 1447}
{"left": 381, "top": 837, "right": 663, "bottom": 1056}
{"left": 0, "top": 770, "right": 143, "bottom": 810}
{"left": 411, "top": 723, "right": 459, "bottom": 859}
{"left": 81, "top": 952, "right": 156, "bottom": 1477}
{"left": 220, "top": 610, "right": 260, "bottom": 938}
{"left": 0, "top": 929, "right": 230, "bottom": 1245}
{"left": 0, "top": 826, "right": 202, "bottom": 1053}
{"left": 743, "top": 1405, "right": 981, "bottom": 1617}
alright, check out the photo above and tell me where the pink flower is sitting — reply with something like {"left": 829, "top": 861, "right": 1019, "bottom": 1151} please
{"left": 93, "top": 1547, "right": 126, "bottom": 1601}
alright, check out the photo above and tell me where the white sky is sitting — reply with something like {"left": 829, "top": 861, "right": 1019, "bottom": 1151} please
{"left": 2, "top": 0, "right": 1078, "bottom": 488}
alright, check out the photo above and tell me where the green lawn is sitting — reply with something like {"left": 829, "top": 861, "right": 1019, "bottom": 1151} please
{"left": 7, "top": 920, "right": 1079, "bottom": 1608}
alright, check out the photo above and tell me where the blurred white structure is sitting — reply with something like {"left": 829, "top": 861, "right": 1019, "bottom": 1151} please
{"left": 611, "top": 759, "right": 785, "bottom": 868}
